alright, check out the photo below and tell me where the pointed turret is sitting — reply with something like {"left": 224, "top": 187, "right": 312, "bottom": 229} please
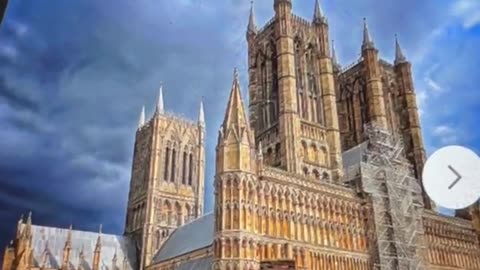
{"left": 96, "top": 224, "right": 102, "bottom": 247}
{"left": 331, "top": 40, "right": 341, "bottom": 70}
{"left": 16, "top": 214, "right": 24, "bottom": 238}
{"left": 222, "top": 68, "right": 250, "bottom": 133}
{"left": 198, "top": 99, "right": 205, "bottom": 126}
{"left": 138, "top": 106, "right": 145, "bottom": 128}
{"left": 156, "top": 84, "right": 164, "bottom": 114}
{"left": 93, "top": 225, "right": 102, "bottom": 270}
{"left": 362, "top": 18, "right": 375, "bottom": 50}
{"left": 394, "top": 35, "right": 407, "bottom": 65}
{"left": 313, "top": 0, "right": 326, "bottom": 24}
{"left": 247, "top": 1, "right": 257, "bottom": 35}
{"left": 216, "top": 68, "right": 255, "bottom": 173}
{"left": 62, "top": 225, "right": 73, "bottom": 270}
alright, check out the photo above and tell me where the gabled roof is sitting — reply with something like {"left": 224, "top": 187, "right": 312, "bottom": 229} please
{"left": 27, "top": 224, "right": 137, "bottom": 270}
{"left": 152, "top": 213, "right": 214, "bottom": 264}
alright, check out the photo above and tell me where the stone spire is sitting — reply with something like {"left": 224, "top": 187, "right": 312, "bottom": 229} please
{"left": 138, "top": 106, "right": 145, "bottom": 128}
{"left": 62, "top": 225, "right": 73, "bottom": 270}
{"left": 93, "top": 225, "right": 102, "bottom": 270}
{"left": 156, "top": 83, "right": 164, "bottom": 114}
{"left": 394, "top": 34, "right": 407, "bottom": 65}
{"left": 247, "top": 1, "right": 257, "bottom": 35}
{"left": 313, "top": 0, "right": 326, "bottom": 24}
{"left": 198, "top": 99, "right": 205, "bottom": 126}
{"left": 362, "top": 18, "right": 375, "bottom": 50}
{"left": 222, "top": 68, "right": 250, "bottom": 133}
{"left": 331, "top": 40, "right": 340, "bottom": 69}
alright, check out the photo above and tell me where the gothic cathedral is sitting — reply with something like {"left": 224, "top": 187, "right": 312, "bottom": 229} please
{"left": 3, "top": 1, "right": 480, "bottom": 270}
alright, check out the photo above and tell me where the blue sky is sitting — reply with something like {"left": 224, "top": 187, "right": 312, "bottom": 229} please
{"left": 0, "top": 0, "right": 479, "bottom": 248}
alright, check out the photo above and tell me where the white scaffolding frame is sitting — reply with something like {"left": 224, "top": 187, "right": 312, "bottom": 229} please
{"left": 360, "top": 123, "right": 426, "bottom": 270}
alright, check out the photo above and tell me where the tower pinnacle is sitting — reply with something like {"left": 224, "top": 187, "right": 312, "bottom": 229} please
{"left": 198, "top": 99, "right": 205, "bottom": 126}
{"left": 332, "top": 40, "right": 340, "bottom": 69}
{"left": 313, "top": 0, "right": 326, "bottom": 24}
{"left": 395, "top": 35, "right": 407, "bottom": 65}
{"left": 222, "top": 68, "right": 249, "bottom": 132}
{"left": 156, "top": 83, "right": 164, "bottom": 114}
{"left": 362, "top": 18, "right": 375, "bottom": 50}
{"left": 138, "top": 106, "right": 145, "bottom": 128}
{"left": 247, "top": 1, "right": 257, "bottom": 35}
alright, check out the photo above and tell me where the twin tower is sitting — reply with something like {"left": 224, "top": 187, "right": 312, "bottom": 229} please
{"left": 125, "top": 0, "right": 426, "bottom": 268}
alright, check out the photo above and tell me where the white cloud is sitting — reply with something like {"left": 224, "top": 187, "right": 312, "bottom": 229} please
{"left": 425, "top": 77, "right": 442, "bottom": 92}
{"left": 416, "top": 89, "right": 427, "bottom": 116}
{"left": 451, "top": 0, "right": 480, "bottom": 29}
{"left": 433, "top": 125, "right": 458, "bottom": 145}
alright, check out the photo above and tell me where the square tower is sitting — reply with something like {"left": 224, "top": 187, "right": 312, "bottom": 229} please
{"left": 246, "top": 0, "right": 343, "bottom": 181}
{"left": 124, "top": 90, "right": 205, "bottom": 268}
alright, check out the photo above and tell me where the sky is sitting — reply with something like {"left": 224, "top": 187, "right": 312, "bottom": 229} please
{"left": 0, "top": 0, "right": 479, "bottom": 251}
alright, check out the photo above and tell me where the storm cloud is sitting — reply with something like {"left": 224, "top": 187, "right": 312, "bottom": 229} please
{"left": 0, "top": 0, "right": 479, "bottom": 255}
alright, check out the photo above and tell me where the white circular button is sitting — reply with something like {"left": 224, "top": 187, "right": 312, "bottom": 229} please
{"left": 423, "top": 145, "right": 480, "bottom": 210}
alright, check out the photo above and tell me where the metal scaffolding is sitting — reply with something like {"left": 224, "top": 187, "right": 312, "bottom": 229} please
{"left": 360, "top": 123, "right": 426, "bottom": 270}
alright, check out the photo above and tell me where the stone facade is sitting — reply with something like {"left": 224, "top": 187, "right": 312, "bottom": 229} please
{"left": 3, "top": 1, "right": 480, "bottom": 270}
{"left": 124, "top": 95, "right": 206, "bottom": 269}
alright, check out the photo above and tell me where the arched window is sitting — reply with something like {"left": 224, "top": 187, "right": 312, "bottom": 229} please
{"left": 313, "top": 169, "right": 320, "bottom": 180}
{"left": 170, "top": 149, "right": 176, "bottom": 182}
{"left": 164, "top": 147, "right": 170, "bottom": 181}
{"left": 182, "top": 152, "right": 188, "bottom": 185}
{"left": 188, "top": 153, "right": 193, "bottom": 186}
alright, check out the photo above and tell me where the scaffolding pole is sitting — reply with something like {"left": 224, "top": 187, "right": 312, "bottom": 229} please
{"left": 360, "top": 123, "right": 427, "bottom": 270}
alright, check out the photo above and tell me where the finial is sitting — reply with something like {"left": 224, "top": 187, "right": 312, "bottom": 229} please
{"left": 198, "top": 98, "right": 205, "bottom": 126}
{"left": 247, "top": 1, "right": 257, "bottom": 35}
{"left": 362, "top": 18, "right": 375, "bottom": 50}
{"left": 394, "top": 34, "right": 407, "bottom": 65}
{"left": 156, "top": 83, "right": 164, "bottom": 114}
{"left": 313, "top": 0, "right": 326, "bottom": 24}
{"left": 18, "top": 214, "right": 24, "bottom": 224}
{"left": 138, "top": 106, "right": 145, "bottom": 128}
{"left": 98, "top": 224, "right": 103, "bottom": 234}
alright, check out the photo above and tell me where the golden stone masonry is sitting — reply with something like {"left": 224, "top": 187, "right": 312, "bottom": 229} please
{"left": 3, "top": 0, "right": 480, "bottom": 269}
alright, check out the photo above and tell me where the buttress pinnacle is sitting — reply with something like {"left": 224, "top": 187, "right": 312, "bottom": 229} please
{"left": 313, "top": 0, "right": 326, "bottom": 24}
{"left": 362, "top": 18, "right": 375, "bottom": 50}
{"left": 156, "top": 83, "right": 164, "bottom": 114}
{"left": 198, "top": 99, "right": 205, "bottom": 126}
{"left": 247, "top": 1, "right": 257, "bottom": 35}
{"left": 138, "top": 106, "right": 146, "bottom": 128}
{"left": 395, "top": 35, "right": 407, "bottom": 65}
{"left": 331, "top": 40, "right": 340, "bottom": 69}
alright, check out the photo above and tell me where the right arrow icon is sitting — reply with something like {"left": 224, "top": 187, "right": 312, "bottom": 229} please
{"left": 447, "top": 165, "right": 462, "bottom": 190}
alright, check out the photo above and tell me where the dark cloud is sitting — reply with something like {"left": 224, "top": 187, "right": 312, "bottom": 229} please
{"left": 0, "top": 0, "right": 478, "bottom": 263}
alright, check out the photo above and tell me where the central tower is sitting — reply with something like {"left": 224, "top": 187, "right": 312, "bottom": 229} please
{"left": 247, "top": 0, "right": 343, "bottom": 180}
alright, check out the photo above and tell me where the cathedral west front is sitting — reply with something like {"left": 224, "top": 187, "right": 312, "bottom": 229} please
{"left": 3, "top": 1, "right": 480, "bottom": 269}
